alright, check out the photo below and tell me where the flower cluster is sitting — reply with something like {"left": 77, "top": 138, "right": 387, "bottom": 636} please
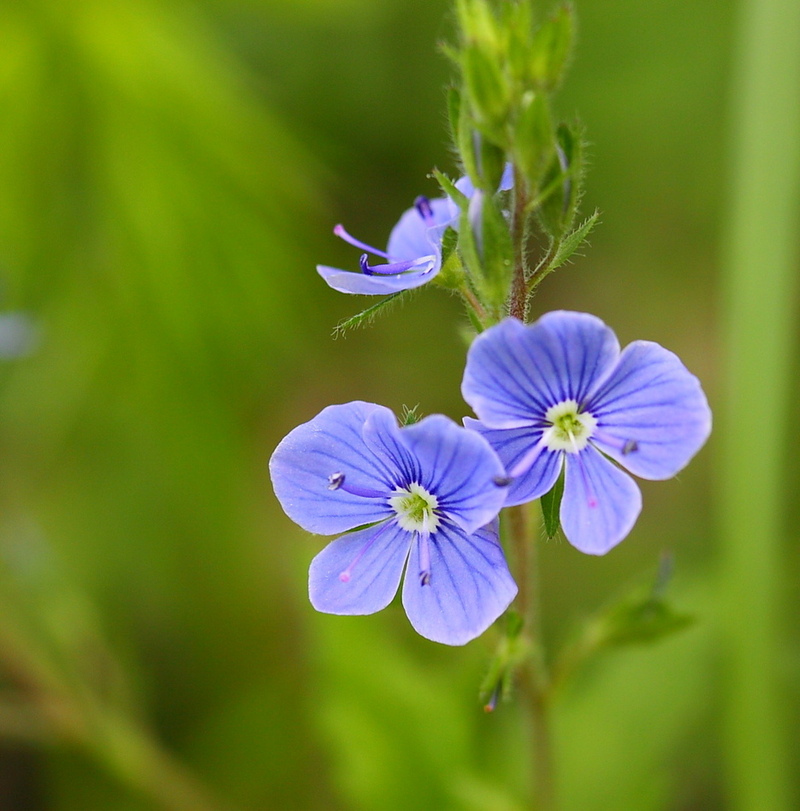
{"left": 271, "top": 293, "right": 711, "bottom": 643}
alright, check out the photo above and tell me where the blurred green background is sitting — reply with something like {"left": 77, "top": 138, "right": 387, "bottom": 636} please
{"left": 0, "top": 0, "right": 795, "bottom": 809}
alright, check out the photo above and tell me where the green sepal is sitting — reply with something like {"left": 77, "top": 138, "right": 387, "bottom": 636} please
{"left": 479, "top": 139, "right": 507, "bottom": 193}
{"left": 513, "top": 90, "right": 554, "bottom": 188}
{"left": 432, "top": 168, "right": 466, "bottom": 209}
{"left": 539, "top": 470, "right": 564, "bottom": 540}
{"left": 400, "top": 405, "right": 422, "bottom": 426}
{"left": 536, "top": 122, "right": 584, "bottom": 239}
{"left": 456, "top": 96, "right": 481, "bottom": 190}
{"left": 503, "top": 0, "right": 535, "bottom": 85}
{"left": 446, "top": 85, "right": 462, "bottom": 149}
{"left": 462, "top": 44, "right": 509, "bottom": 140}
{"left": 456, "top": 0, "right": 500, "bottom": 51}
{"left": 332, "top": 291, "right": 412, "bottom": 338}
{"left": 478, "top": 193, "right": 514, "bottom": 310}
{"left": 529, "top": 3, "right": 575, "bottom": 91}
{"left": 435, "top": 228, "right": 468, "bottom": 290}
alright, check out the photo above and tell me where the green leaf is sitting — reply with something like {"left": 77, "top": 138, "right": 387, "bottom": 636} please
{"left": 601, "top": 595, "right": 695, "bottom": 648}
{"left": 332, "top": 291, "right": 411, "bottom": 337}
{"left": 548, "top": 210, "right": 600, "bottom": 271}
{"left": 539, "top": 473, "right": 564, "bottom": 540}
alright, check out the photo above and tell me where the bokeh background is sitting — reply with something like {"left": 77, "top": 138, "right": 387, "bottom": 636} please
{"left": 0, "top": 0, "right": 796, "bottom": 809}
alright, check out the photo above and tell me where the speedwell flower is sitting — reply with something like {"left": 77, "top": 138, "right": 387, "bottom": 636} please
{"left": 317, "top": 196, "right": 453, "bottom": 295}
{"left": 269, "top": 401, "right": 516, "bottom": 645}
{"left": 462, "top": 311, "right": 712, "bottom": 555}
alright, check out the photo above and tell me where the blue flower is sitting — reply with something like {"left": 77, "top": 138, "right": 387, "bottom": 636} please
{"left": 316, "top": 166, "right": 514, "bottom": 296}
{"left": 269, "top": 401, "right": 517, "bottom": 645}
{"left": 317, "top": 196, "right": 454, "bottom": 295}
{"left": 462, "top": 311, "right": 712, "bottom": 555}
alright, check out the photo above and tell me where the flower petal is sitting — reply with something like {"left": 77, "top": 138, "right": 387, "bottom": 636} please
{"left": 462, "top": 312, "right": 620, "bottom": 428}
{"left": 464, "top": 418, "right": 563, "bottom": 507}
{"left": 402, "top": 521, "right": 517, "bottom": 645}
{"left": 270, "top": 401, "right": 395, "bottom": 535}
{"left": 316, "top": 261, "right": 438, "bottom": 295}
{"left": 386, "top": 196, "right": 452, "bottom": 260}
{"left": 309, "top": 521, "right": 410, "bottom": 615}
{"left": 400, "top": 415, "right": 507, "bottom": 535}
{"left": 561, "top": 446, "right": 642, "bottom": 555}
{"left": 362, "top": 407, "right": 422, "bottom": 486}
{"left": 587, "top": 341, "right": 712, "bottom": 480}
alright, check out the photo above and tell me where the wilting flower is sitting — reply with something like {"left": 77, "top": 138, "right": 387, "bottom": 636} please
{"left": 270, "top": 401, "right": 516, "bottom": 645}
{"left": 462, "top": 311, "right": 712, "bottom": 555}
{"left": 317, "top": 196, "right": 453, "bottom": 295}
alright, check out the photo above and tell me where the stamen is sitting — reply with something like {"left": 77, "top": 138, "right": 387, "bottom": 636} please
{"left": 493, "top": 476, "right": 513, "bottom": 487}
{"left": 327, "top": 472, "right": 386, "bottom": 499}
{"left": 591, "top": 430, "right": 639, "bottom": 456}
{"left": 333, "top": 224, "right": 389, "bottom": 259}
{"left": 359, "top": 254, "right": 434, "bottom": 276}
{"left": 338, "top": 520, "right": 393, "bottom": 582}
{"left": 414, "top": 195, "right": 434, "bottom": 222}
{"left": 418, "top": 528, "right": 432, "bottom": 586}
{"left": 622, "top": 439, "right": 639, "bottom": 455}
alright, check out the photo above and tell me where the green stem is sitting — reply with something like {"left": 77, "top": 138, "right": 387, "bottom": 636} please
{"left": 719, "top": 0, "right": 800, "bottom": 807}
{"left": 508, "top": 504, "right": 557, "bottom": 811}
{"left": 509, "top": 167, "right": 530, "bottom": 321}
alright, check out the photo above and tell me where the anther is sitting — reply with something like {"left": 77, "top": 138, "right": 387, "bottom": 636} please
{"left": 328, "top": 472, "right": 345, "bottom": 490}
{"left": 493, "top": 476, "right": 513, "bottom": 487}
{"left": 622, "top": 439, "right": 639, "bottom": 455}
{"left": 419, "top": 571, "right": 431, "bottom": 586}
{"left": 414, "top": 195, "right": 433, "bottom": 221}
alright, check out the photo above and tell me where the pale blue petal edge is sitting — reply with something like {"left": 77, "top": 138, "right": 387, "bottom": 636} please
{"left": 269, "top": 401, "right": 395, "bottom": 535}
{"left": 309, "top": 521, "right": 410, "bottom": 615}
{"left": 560, "top": 446, "right": 642, "bottom": 555}
{"left": 402, "top": 520, "right": 517, "bottom": 645}
{"left": 587, "top": 340, "right": 712, "bottom": 480}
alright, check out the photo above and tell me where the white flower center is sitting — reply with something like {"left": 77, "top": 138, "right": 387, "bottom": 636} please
{"left": 542, "top": 399, "right": 597, "bottom": 453}
{"left": 388, "top": 482, "right": 440, "bottom": 533}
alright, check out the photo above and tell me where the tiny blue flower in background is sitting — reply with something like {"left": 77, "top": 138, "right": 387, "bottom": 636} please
{"left": 270, "top": 401, "right": 517, "bottom": 645}
{"left": 317, "top": 196, "right": 453, "bottom": 295}
{"left": 462, "top": 311, "right": 712, "bottom": 555}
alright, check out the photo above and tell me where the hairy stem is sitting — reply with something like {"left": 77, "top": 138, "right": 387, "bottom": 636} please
{"left": 509, "top": 166, "right": 530, "bottom": 321}
{"left": 508, "top": 504, "right": 557, "bottom": 810}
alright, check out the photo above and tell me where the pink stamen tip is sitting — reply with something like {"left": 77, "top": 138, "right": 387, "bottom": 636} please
{"left": 339, "top": 571, "right": 351, "bottom": 583}
{"left": 333, "top": 224, "right": 345, "bottom": 236}
{"left": 588, "top": 497, "right": 598, "bottom": 509}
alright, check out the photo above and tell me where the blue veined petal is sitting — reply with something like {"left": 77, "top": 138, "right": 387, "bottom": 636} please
{"left": 462, "top": 313, "right": 620, "bottom": 429}
{"left": 270, "top": 401, "right": 395, "bottom": 535}
{"left": 561, "top": 446, "right": 642, "bottom": 555}
{"left": 464, "top": 418, "right": 562, "bottom": 507}
{"left": 400, "top": 415, "right": 507, "bottom": 535}
{"left": 586, "top": 341, "right": 712, "bottom": 480}
{"left": 316, "top": 260, "right": 438, "bottom": 295}
{"left": 309, "top": 521, "right": 411, "bottom": 615}
{"left": 402, "top": 520, "right": 517, "bottom": 646}
{"left": 386, "top": 196, "right": 453, "bottom": 261}
{"left": 362, "top": 407, "right": 421, "bottom": 486}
